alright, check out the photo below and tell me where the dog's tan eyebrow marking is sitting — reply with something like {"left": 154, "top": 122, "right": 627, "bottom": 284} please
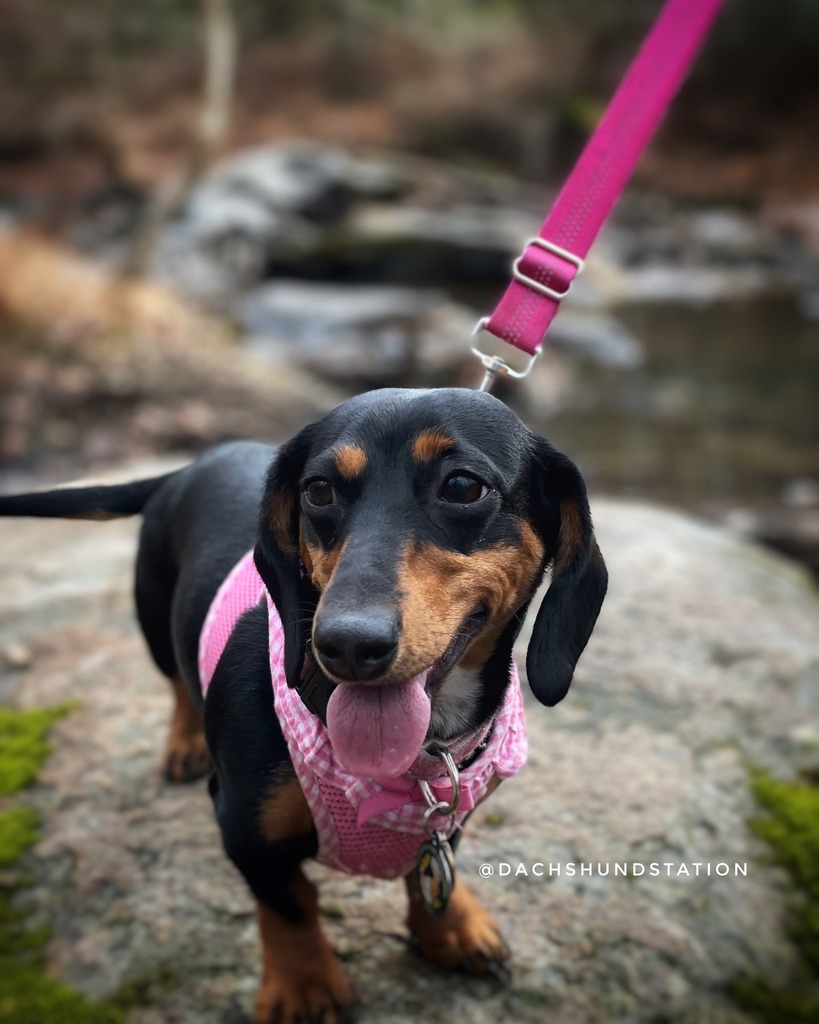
{"left": 333, "top": 445, "right": 368, "bottom": 479}
{"left": 412, "top": 431, "right": 455, "bottom": 463}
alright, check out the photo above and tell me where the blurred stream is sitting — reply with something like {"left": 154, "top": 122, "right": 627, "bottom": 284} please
{"left": 525, "top": 297, "right": 819, "bottom": 512}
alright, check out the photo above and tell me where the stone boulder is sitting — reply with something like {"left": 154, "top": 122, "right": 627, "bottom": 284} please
{"left": 2, "top": 483, "right": 817, "bottom": 1023}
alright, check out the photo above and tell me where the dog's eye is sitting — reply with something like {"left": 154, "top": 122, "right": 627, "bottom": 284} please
{"left": 304, "top": 479, "right": 336, "bottom": 507}
{"left": 440, "top": 474, "right": 488, "bottom": 504}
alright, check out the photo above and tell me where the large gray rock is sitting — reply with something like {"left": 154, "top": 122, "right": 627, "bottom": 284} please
{"left": 240, "top": 282, "right": 478, "bottom": 383}
{"left": 2, "top": 488, "right": 817, "bottom": 1023}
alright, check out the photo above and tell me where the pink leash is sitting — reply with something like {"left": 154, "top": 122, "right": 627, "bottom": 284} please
{"left": 473, "top": 0, "right": 724, "bottom": 388}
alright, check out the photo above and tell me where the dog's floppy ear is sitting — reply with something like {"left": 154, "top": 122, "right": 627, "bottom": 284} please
{"left": 525, "top": 434, "right": 608, "bottom": 707}
{"left": 254, "top": 424, "right": 320, "bottom": 689}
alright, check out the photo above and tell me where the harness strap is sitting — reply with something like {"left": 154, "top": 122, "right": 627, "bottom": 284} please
{"left": 480, "top": 0, "right": 724, "bottom": 361}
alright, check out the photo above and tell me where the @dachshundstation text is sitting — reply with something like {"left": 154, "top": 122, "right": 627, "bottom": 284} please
{"left": 477, "top": 861, "right": 749, "bottom": 879}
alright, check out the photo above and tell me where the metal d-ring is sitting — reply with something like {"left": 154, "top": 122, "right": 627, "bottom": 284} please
{"left": 418, "top": 749, "right": 461, "bottom": 819}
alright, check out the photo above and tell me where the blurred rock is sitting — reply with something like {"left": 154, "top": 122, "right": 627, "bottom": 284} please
{"left": 240, "top": 282, "right": 476, "bottom": 384}
{"left": 0, "top": 231, "right": 345, "bottom": 483}
{"left": 548, "top": 310, "right": 644, "bottom": 368}
{"left": 753, "top": 508, "right": 819, "bottom": 579}
{"left": 66, "top": 143, "right": 817, "bottom": 320}
{"left": 3, "top": 642, "right": 31, "bottom": 670}
{"left": 196, "top": 142, "right": 405, "bottom": 220}
{"left": 612, "top": 263, "right": 771, "bottom": 304}
{"left": 719, "top": 489, "right": 819, "bottom": 580}
{"left": 783, "top": 477, "right": 819, "bottom": 508}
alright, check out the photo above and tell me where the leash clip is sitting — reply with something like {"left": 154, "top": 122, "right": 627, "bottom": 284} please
{"left": 471, "top": 317, "right": 540, "bottom": 393}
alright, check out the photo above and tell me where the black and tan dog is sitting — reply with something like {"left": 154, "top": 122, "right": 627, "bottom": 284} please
{"left": 0, "top": 387, "right": 607, "bottom": 1023}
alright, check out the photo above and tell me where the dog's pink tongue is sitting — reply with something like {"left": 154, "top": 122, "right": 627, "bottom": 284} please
{"left": 326, "top": 676, "right": 430, "bottom": 779}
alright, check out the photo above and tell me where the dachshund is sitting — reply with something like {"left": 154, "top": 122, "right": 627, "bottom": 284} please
{"left": 0, "top": 387, "right": 607, "bottom": 1024}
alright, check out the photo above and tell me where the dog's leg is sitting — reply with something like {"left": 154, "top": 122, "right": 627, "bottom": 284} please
{"left": 214, "top": 777, "right": 353, "bottom": 1024}
{"left": 134, "top": 510, "right": 211, "bottom": 783}
{"left": 255, "top": 869, "right": 352, "bottom": 1024}
{"left": 162, "top": 674, "right": 210, "bottom": 782}
{"left": 405, "top": 868, "right": 511, "bottom": 975}
{"left": 204, "top": 604, "right": 353, "bottom": 1023}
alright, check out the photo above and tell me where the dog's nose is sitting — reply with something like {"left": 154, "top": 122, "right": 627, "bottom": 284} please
{"left": 313, "top": 610, "right": 399, "bottom": 681}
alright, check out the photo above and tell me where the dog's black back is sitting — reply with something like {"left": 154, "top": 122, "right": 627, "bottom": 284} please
{"left": 134, "top": 440, "right": 274, "bottom": 702}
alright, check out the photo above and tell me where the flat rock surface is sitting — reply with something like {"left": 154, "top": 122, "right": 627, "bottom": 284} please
{"left": 2, "top": 483, "right": 819, "bottom": 1023}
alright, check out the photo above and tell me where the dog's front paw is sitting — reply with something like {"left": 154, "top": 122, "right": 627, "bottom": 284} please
{"left": 406, "top": 876, "right": 511, "bottom": 978}
{"left": 254, "top": 959, "right": 353, "bottom": 1024}
{"left": 162, "top": 729, "right": 210, "bottom": 782}
{"left": 255, "top": 898, "right": 353, "bottom": 1024}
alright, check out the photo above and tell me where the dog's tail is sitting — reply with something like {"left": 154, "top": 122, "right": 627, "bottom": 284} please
{"left": 0, "top": 471, "right": 180, "bottom": 521}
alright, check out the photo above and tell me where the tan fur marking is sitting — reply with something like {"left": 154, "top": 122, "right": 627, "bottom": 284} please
{"left": 333, "top": 444, "right": 368, "bottom": 479}
{"left": 163, "top": 675, "right": 210, "bottom": 782}
{"left": 412, "top": 430, "right": 455, "bottom": 463}
{"left": 266, "top": 489, "right": 297, "bottom": 555}
{"left": 255, "top": 875, "right": 352, "bottom": 1024}
{"left": 71, "top": 508, "right": 124, "bottom": 521}
{"left": 259, "top": 773, "right": 314, "bottom": 843}
{"left": 475, "top": 772, "right": 502, "bottom": 808}
{"left": 300, "top": 535, "right": 346, "bottom": 591}
{"left": 553, "top": 497, "right": 583, "bottom": 576}
{"left": 392, "top": 521, "right": 544, "bottom": 680}
{"left": 405, "top": 872, "right": 510, "bottom": 973}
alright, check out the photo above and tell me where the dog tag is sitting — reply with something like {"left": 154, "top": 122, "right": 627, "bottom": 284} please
{"left": 416, "top": 830, "right": 456, "bottom": 917}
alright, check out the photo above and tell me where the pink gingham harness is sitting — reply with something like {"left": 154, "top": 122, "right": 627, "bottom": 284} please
{"left": 198, "top": 550, "right": 528, "bottom": 878}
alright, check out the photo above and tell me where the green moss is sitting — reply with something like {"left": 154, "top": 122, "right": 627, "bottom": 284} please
{"left": 111, "top": 966, "right": 179, "bottom": 1012}
{"left": 0, "top": 704, "right": 124, "bottom": 1024}
{"left": 0, "top": 967, "right": 123, "bottom": 1024}
{"left": 513, "top": 987, "right": 554, "bottom": 1008}
{"left": 0, "top": 807, "right": 39, "bottom": 868}
{"left": 319, "top": 904, "right": 345, "bottom": 921}
{"left": 0, "top": 703, "right": 75, "bottom": 796}
{"left": 749, "top": 771, "right": 819, "bottom": 974}
{"left": 730, "top": 768, "right": 819, "bottom": 1022}
{"left": 729, "top": 973, "right": 819, "bottom": 1024}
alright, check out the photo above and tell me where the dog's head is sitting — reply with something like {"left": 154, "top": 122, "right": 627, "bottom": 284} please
{"left": 255, "top": 388, "right": 606, "bottom": 763}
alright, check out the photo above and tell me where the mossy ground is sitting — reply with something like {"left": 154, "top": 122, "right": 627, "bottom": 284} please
{"left": 0, "top": 704, "right": 75, "bottom": 797}
{"left": 0, "top": 704, "right": 124, "bottom": 1024}
{"left": 730, "top": 769, "right": 819, "bottom": 1023}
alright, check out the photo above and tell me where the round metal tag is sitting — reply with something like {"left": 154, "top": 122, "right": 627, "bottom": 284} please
{"left": 416, "top": 831, "right": 456, "bottom": 917}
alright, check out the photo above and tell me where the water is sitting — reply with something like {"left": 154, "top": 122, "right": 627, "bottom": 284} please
{"left": 525, "top": 298, "right": 819, "bottom": 513}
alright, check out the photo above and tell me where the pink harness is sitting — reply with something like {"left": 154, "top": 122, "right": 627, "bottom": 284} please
{"left": 198, "top": 551, "right": 528, "bottom": 878}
